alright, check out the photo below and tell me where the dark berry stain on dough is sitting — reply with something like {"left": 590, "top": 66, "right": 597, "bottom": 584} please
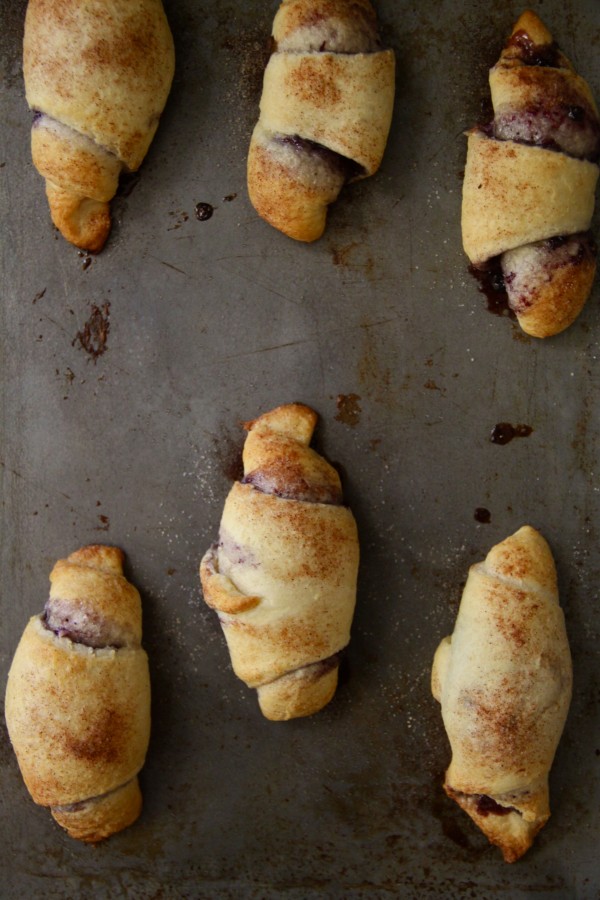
{"left": 73, "top": 302, "right": 111, "bottom": 361}
{"left": 475, "top": 794, "right": 515, "bottom": 817}
{"left": 507, "top": 30, "right": 560, "bottom": 68}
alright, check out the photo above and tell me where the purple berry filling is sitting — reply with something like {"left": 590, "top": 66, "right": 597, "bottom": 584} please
{"left": 43, "top": 599, "right": 124, "bottom": 649}
{"left": 502, "top": 231, "right": 596, "bottom": 313}
{"left": 275, "top": 133, "right": 364, "bottom": 182}
{"left": 506, "top": 31, "right": 561, "bottom": 68}
{"left": 474, "top": 794, "right": 516, "bottom": 817}
{"left": 494, "top": 105, "right": 600, "bottom": 161}
{"left": 241, "top": 470, "right": 342, "bottom": 505}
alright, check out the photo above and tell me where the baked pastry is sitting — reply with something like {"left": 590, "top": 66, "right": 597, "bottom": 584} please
{"left": 462, "top": 11, "right": 599, "bottom": 337}
{"left": 5, "top": 545, "right": 151, "bottom": 842}
{"left": 247, "top": 0, "right": 395, "bottom": 241}
{"left": 431, "top": 526, "right": 572, "bottom": 862}
{"left": 200, "top": 403, "right": 360, "bottom": 720}
{"left": 23, "top": 0, "right": 175, "bottom": 252}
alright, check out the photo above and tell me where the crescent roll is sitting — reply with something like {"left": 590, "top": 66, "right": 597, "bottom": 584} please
{"left": 462, "top": 11, "right": 599, "bottom": 337}
{"left": 247, "top": 0, "right": 395, "bottom": 241}
{"left": 200, "top": 403, "right": 360, "bottom": 720}
{"left": 432, "top": 526, "right": 572, "bottom": 862}
{"left": 23, "top": 0, "right": 175, "bottom": 252}
{"left": 5, "top": 545, "right": 151, "bottom": 842}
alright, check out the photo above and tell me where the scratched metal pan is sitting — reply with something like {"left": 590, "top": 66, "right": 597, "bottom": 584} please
{"left": 1, "top": 0, "right": 599, "bottom": 896}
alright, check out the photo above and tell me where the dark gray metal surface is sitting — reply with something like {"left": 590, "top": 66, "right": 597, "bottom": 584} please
{"left": 1, "top": 1, "right": 599, "bottom": 896}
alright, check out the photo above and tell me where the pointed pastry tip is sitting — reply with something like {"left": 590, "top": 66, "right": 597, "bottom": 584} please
{"left": 46, "top": 183, "right": 111, "bottom": 253}
{"left": 63, "top": 545, "right": 125, "bottom": 574}
{"left": 510, "top": 10, "right": 553, "bottom": 47}
{"left": 483, "top": 525, "right": 557, "bottom": 596}
{"left": 244, "top": 403, "right": 318, "bottom": 444}
{"left": 445, "top": 784, "right": 548, "bottom": 863}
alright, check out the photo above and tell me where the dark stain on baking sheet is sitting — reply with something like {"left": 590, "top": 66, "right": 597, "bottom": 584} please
{"left": 468, "top": 262, "right": 516, "bottom": 320}
{"left": 0, "top": 710, "right": 13, "bottom": 769}
{"left": 335, "top": 393, "right": 362, "bottom": 427}
{"left": 195, "top": 202, "right": 214, "bottom": 222}
{"left": 73, "top": 302, "right": 111, "bottom": 361}
{"left": 329, "top": 240, "right": 375, "bottom": 278}
{"left": 490, "top": 422, "right": 533, "bottom": 445}
{"left": 96, "top": 514, "right": 110, "bottom": 532}
{"left": 0, "top": 0, "right": 25, "bottom": 88}
{"left": 212, "top": 428, "right": 245, "bottom": 483}
{"left": 168, "top": 209, "right": 191, "bottom": 230}
{"left": 117, "top": 171, "right": 142, "bottom": 198}
{"left": 220, "top": 26, "right": 271, "bottom": 105}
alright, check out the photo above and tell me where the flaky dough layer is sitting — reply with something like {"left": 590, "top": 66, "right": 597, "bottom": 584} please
{"left": 24, "top": 0, "right": 175, "bottom": 251}
{"left": 462, "top": 132, "right": 598, "bottom": 266}
{"left": 247, "top": 0, "right": 395, "bottom": 242}
{"left": 5, "top": 545, "right": 150, "bottom": 842}
{"left": 200, "top": 403, "right": 359, "bottom": 720}
{"left": 461, "top": 10, "right": 599, "bottom": 338}
{"left": 432, "top": 526, "right": 572, "bottom": 862}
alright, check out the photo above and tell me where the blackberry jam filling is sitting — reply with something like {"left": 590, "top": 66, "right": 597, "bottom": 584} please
{"left": 507, "top": 30, "right": 561, "bottom": 67}
{"left": 242, "top": 471, "right": 343, "bottom": 505}
{"left": 474, "top": 794, "right": 516, "bottom": 817}
{"left": 275, "top": 133, "right": 364, "bottom": 182}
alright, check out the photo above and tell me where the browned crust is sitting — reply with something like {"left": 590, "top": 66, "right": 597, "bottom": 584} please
{"left": 508, "top": 10, "right": 553, "bottom": 48}
{"left": 514, "top": 252, "right": 597, "bottom": 338}
{"left": 199, "top": 404, "right": 359, "bottom": 719}
{"left": 247, "top": 137, "right": 336, "bottom": 242}
{"left": 248, "top": 0, "right": 394, "bottom": 241}
{"left": 431, "top": 526, "right": 572, "bottom": 862}
{"left": 273, "top": 0, "right": 378, "bottom": 46}
{"left": 461, "top": 133, "right": 598, "bottom": 265}
{"left": 462, "top": 10, "right": 599, "bottom": 337}
{"left": 51, "top": 777, "right": 142, "bottom": 843}
{"left": 444, "top": 785, "right": 548, "bottom": 863}
{"left": 45, "top": 183, "right": 111, "bottom": 253}
{"left": 257, "top": 659, "right": 339, "bottom": 720}
{"left": 5, "top": 545, "right": 150, "bottom": 841}
{"left": 200, "top": 548, "right": 261, "bottom": 615}
{"left": 23, "top": 0, "right": 175, "bottom": 170}
{"left": 49, "top": 544, "right": 143, "bottom": 647}
{"left": 23, "top": 0, "right": 174, "bottom": 251}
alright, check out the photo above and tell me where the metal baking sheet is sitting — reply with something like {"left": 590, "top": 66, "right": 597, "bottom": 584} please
{"left": 1, "top": 0, "right": 599, "bottom": 896}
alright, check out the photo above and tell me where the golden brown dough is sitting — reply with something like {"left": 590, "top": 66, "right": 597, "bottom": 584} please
{"left": 23, "top": 0, "right": 175, "bottom": 252}
{"left": 247, "top": 0, "right": 395, "bottom": 241}
{"left": 431, "top": 526, "right": 572, "bottom": 862}
{"left": 462, "top": 11, "right": 599, "bottom": 337}
{"left": 5, "top": 545, "right": 150, "bottom": 842}
{"left": 200, "top": 403, "right": 360, "bottom": 720}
